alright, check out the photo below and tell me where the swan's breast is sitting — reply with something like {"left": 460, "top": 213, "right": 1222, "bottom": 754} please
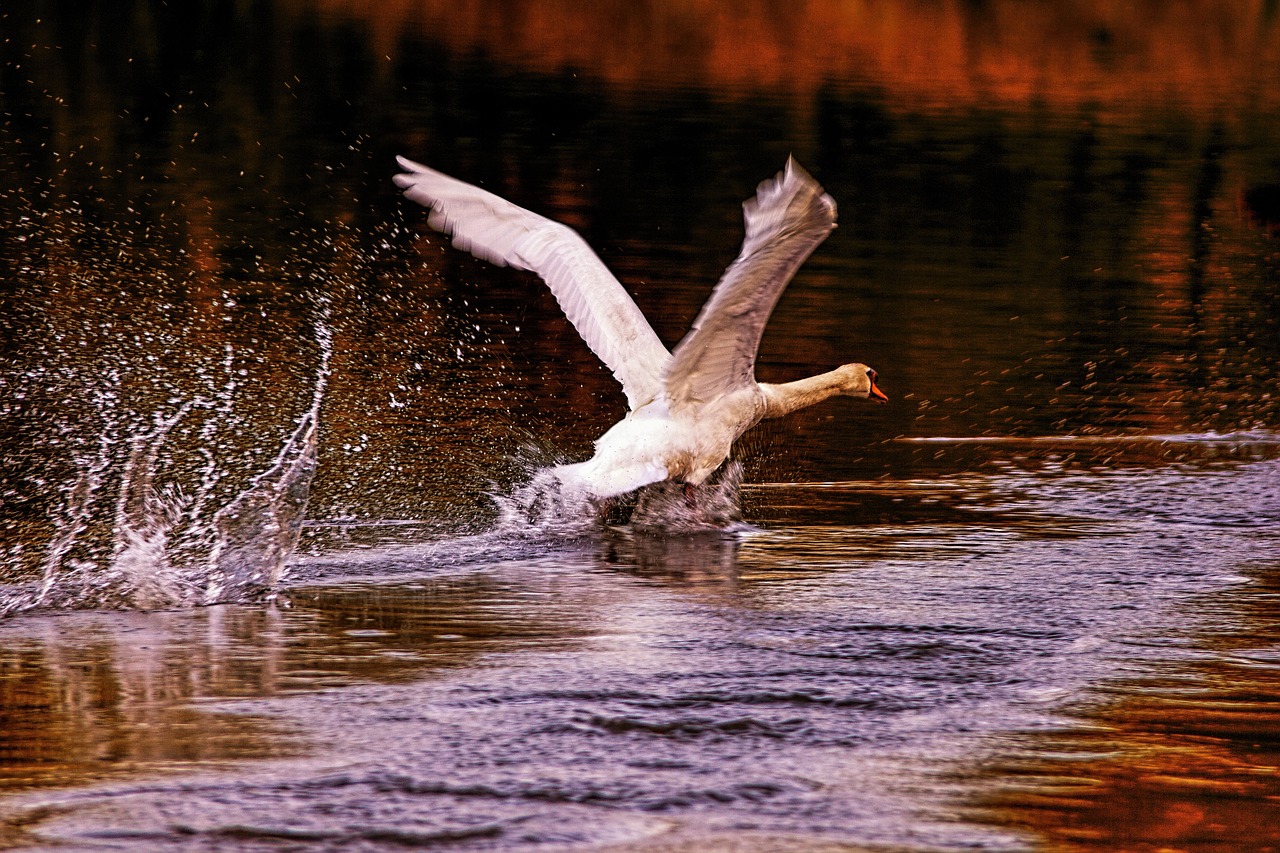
{"left": 682, "top": 386, "right": 768, "bottom": 483}
{"left": 587, "top": 386, "right": 766, "bottom": 487}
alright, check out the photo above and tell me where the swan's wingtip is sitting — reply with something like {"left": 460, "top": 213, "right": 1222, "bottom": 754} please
{"left": 751, "top": 155, "right": 821, "bottom": 206}
{"left": 394, "top": 155, "right": 437, "bottom": 191}
{"left": 394, "top": 154, "right": 428, "bottom": 173}
{"left": 783, "top": 155, "right": 815, "bottom": 184}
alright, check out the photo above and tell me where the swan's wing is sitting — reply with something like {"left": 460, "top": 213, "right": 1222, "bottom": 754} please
{"left": 393, "top": 156, "right": 671, "bottom": 411}
{"left": 664, "top": 158, "right": 837, "bottom": 410}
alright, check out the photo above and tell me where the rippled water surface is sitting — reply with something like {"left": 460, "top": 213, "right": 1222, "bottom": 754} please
{"left": 3, "top": 2, "right": 1280, "bottom": 850}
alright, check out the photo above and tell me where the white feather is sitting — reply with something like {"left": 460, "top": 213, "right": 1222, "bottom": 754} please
{"left": 665, "top": 157, "right": 836, "bottom": 410}
{"left": 394, "top": 156, "right": 670, "bottom": 410}
{"left": 395, "top": 156, "right": 880, "bottom": 501}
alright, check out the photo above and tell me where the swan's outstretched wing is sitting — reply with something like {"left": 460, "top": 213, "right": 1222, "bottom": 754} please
{"left": 664, "top": 158, "right": 837, "bottom": 410}
{"left": 393, "top": 156, "right": 671, "bottom": 410}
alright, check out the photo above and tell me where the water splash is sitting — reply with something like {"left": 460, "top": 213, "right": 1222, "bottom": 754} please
{"left": 490, "top": 467, "right": 599, "bottom": 535}
{"left": 1, "top": 309, "right": 332, "bottom": 615}
{"left": 489, "top": 460, "right": 747, "bottom": 536}
{"left": 33, "top": 431, "right": 117, "bottom": 603}
{"left": 627, "top": 461, "right": 745, "bottom": 533}
{"left": 202, "top": 351, "right": 326, "bottom": 603}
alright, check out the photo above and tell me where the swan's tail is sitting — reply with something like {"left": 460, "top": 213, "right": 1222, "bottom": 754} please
{"left": 554, "top": 454, "right": 669, "bottom": 502}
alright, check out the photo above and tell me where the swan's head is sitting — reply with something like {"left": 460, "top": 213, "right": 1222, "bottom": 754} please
{"left": 836, "top": 363, "right": 889, "bottom": 403}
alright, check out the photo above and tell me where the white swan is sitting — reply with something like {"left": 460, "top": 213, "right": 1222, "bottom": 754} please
{"left": 393, "top": 156, "right": 887, "bottom": 501}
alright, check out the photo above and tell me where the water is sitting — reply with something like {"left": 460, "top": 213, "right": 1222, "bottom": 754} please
{"left": 3, "top": 1, "right": 1280, "bottom": 850}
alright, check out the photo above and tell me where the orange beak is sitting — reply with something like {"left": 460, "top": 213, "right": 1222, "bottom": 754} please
{"left": 869, "top": 377, "right": 889, "bottom": 403}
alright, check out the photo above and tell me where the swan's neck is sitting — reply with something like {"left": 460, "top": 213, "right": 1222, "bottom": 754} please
{"left": 758, "top": 369, "right": 849, "bottom": 419}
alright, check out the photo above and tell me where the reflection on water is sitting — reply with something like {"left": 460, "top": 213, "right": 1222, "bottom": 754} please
{"left": 976, "top": 562, "right": 1280, "bottom": 850}
{"left": 0, "top": 573, "right": 587, "bottom": 793}
{"left": 0, "top": 607, "right": 299, "bottom": 794}
{"left": 2, "top": 462, "right": 1277, "bottom": 850}
{"left": 308, "top": 0, "right": 1280, "bottom": 109}
{"left": 2, "top": 1, "right": 1280, "bottom": 850}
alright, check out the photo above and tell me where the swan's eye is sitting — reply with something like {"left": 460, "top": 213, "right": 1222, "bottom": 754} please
{"left": 868, "top": 369, "right": 878, "bottom": 381}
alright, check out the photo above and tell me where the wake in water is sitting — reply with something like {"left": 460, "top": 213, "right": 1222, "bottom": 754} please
{"left": 287, "top": 460, "right": 749, "bottom": 591}
{"left": 897, "top": 429, "right": 1280, "bottom": 446}
{"left": 1, "top": 312, "right": 332, "bottom": 616}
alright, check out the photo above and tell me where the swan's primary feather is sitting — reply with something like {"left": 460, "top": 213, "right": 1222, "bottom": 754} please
{"left": 393, "top": 156, "right": 671, "bottom": 411}
{"left": 664, "top": 157, "right": 836, "bottom": 410}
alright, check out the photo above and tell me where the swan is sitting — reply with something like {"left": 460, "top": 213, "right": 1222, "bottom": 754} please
{"left": 393, "top": 155, "right": 887, "bottom": 502}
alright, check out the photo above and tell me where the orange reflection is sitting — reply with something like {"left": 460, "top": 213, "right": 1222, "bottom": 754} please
{"left": 0, "top": 579, "right": 587, "bottom": 795}
{"left": 297, "top": 0, "right": 1280, "bottom": 111}
{"left": 976, "top": 567, "right": 1280, "bottom": 850}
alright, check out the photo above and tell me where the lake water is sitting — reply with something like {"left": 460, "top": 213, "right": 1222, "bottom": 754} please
{"left": 2, "top": 2, "right": 1280, "bottom": 850}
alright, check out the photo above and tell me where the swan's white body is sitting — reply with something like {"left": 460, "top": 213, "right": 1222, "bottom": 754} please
{"left": 394, "top": 156, "right": 886, "bottom": 500}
